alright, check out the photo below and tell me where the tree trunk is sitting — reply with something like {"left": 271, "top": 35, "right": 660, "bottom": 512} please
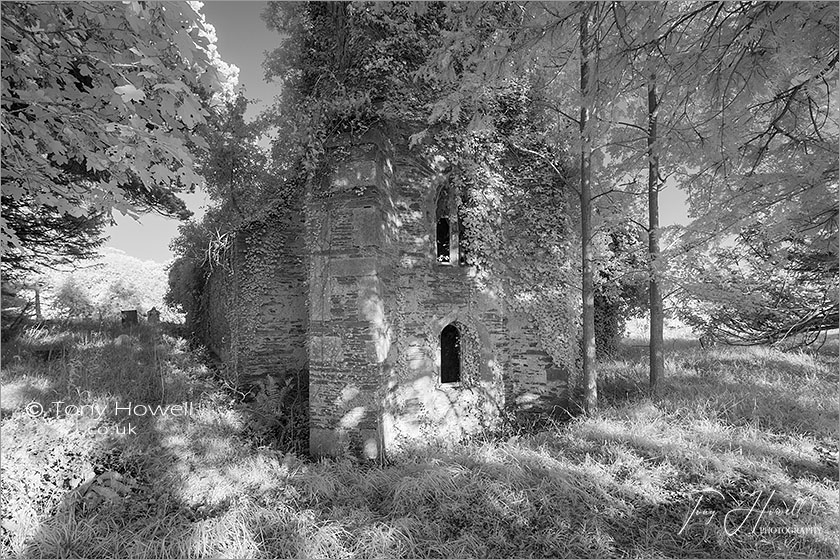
{"left": 34, "top": 286, "right": 42, "bottom": 320}
{"left": 648, "top": 75, "right": 664, "bottom": 396}
{"left": 580, "top": 7, "right": 597, "bottom": 415}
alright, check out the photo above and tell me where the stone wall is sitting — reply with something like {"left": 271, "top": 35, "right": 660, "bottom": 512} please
{"left": 505, "top": 313, "right": 568, "bottom": 410}
{"left": 200, "top": 207, "right": 308, "bottom": 390}
{"left": 306, "top": 136, "right": 395, "bottom": 459}
{"left": 197, "top": 132, "right": 573, "bottom": 460}
{"left": 378, "top": 154, "right": 565, "bottom": 452}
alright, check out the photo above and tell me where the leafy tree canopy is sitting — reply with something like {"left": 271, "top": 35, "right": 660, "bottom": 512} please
{"left": 1, "top": 1, "right": 237, "bottom": 278}
{"left": 417, "top": 1, "right": 838, "bottom": 344}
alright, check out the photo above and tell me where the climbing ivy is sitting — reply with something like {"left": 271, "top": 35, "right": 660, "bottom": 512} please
{"left": 417, "top": 77, "right": 582, "bottom": 386}
{"left": 170, "top": 2, "right": 628, "bottom": 413}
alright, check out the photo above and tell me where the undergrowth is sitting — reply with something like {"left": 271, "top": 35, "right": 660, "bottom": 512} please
{"left": 1, "top": 322, "right": 837, "bottom": 558}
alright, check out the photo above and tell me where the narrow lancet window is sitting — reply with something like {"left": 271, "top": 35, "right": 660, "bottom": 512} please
{"left": 436, "top": 186, "right": 451, "bottom": 263}
{"left": 458, "top": 211, "right": 467, "bottom": 266}
{"left": 440, "top": 323, "right": 461, "bottom": 383}
{"left": 436, "top": 218, "right": 450, "bottom": 262}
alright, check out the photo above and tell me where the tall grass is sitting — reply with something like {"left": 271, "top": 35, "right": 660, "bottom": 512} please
{"left": 2, "top": 322, "right": 837, "bottom": 558}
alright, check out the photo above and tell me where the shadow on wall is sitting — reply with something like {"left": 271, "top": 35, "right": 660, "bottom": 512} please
{"left": 380, "top": 319, "right": 506, "bottom": 452}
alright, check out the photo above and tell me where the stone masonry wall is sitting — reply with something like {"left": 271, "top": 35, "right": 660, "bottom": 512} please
{"left": 378, "top": 153, "right": 565, "bottom": 452}
{"left": 306, "top": 135, "right": 394, "bottom": 459}
{"left": 194, "top": 260, "right": 230, "bottom": 364}
{"left": 201, "top": 207, "right": 308, "bottom": 390}
{"left": 198, "top": 133, "right": 572, "bottom": 459}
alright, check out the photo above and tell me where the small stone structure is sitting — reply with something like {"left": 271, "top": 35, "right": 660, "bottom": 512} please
{"left": 198, "top": 131, "right": 573, "bottom": 459}
{"left": 120, "top": 310, "right": 138, "bottom": 326}
{"left": 146, "top": 307, "right": 160, "bottom": 324}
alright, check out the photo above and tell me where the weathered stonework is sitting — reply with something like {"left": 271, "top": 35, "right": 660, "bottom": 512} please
{"left": 199, "top": 131, "right": 574, "bottom": 459}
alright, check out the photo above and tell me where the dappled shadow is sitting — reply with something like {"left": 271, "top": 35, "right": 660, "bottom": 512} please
{"left": 566, "top": 418, "right": 838, "bottom": 554}
{"left": 378, "top": 316, "right": 510, "bottom": 454}
{"left": 4, "top": 318, "right": 320, "bottom": 558}
{"left": 5, "top": 325, "right": 838, "bottom": 558}
{"left": 672, "top": 375, "right": 836, "bottom": 439}
{"left": 574, "top": 411, "right": 838, "bottom": 483}
{"left": 1, "top": 321, "right": 225, "bottom": 558}
{"left": 93, "top": 437, "right": 833, "bottom": 558}
{"left": 599, "top": 338, "right": 838, "bottom": 441}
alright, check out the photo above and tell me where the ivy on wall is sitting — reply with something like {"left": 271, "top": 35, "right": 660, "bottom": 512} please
{"left": 420, "top": 128, "right": 582, "bottom": 389}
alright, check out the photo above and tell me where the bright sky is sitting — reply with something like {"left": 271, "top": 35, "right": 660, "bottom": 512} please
{"left": 103, "top": 2, "right": 688, "bottom": 264}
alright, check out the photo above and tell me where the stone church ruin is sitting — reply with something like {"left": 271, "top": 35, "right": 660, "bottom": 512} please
{"left": 194, "top": 130, "right": 576, "bottom": 459}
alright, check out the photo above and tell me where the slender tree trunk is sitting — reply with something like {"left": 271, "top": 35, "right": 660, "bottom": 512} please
{"left": 647, "top": 75, "right": 664, "bottom": 396}
{"left": 34, "top": 286, "right": 42, "bottom": 320}
{"left": 580, "top": 7, "right": 597, "bottom": 415}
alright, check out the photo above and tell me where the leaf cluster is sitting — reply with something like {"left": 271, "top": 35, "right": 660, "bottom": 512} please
{"left": 674, "top": 219, "right": 838, "bottom": 345}
{"left": 1, "top": 193, "right": 106, "bottom": 284}
{"left": 1, "top": 1, "right": 227, "bottom": 277}
{"left": 261, "top": 1, "right": 453, "bottom": 168}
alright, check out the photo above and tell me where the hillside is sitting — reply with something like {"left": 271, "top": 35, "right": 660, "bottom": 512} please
{"left": 31, "top": 248, "right": 179, "bottom": 322}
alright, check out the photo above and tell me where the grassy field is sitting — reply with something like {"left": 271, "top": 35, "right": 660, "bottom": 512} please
{"left": 1, "top": 321, "right": 837, "bottom": 558}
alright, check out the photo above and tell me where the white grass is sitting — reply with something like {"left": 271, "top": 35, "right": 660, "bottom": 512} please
{"left": 1, "top": 321, "right": 837, "bottom": 558}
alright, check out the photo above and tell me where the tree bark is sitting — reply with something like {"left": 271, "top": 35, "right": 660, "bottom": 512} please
{"left": 580, "top": 7, "right": 597, "bottom": 415}
{"left": 648, "top": 75, "right": 664, "bottom": 396}
{"left": 34, "top": 286, "right": 42, "bottom": 320}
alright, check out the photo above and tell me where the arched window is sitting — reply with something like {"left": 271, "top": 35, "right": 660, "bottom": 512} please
{"left": 436, "top": 186, "right": 451, "bottom": 263}
{"left": 458, "top": 209, "right": 468, "bottom": 266}
{"left": 436, "top": 181, "right": 470, "bottom": 266}
{"left": 440, "top": 323, "right": 461, "bottom": 383}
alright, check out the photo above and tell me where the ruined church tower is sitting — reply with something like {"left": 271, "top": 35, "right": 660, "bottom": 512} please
{"left": 197, "top": 130, "right": 571, "bottom": 460}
